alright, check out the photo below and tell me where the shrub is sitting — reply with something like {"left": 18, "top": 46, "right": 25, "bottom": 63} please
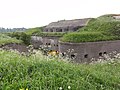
{"left": 9, "top": 32, "right": 31, "bottom": 45}
{"left": 0, "top": 34, "right": 22, "bottom": 45}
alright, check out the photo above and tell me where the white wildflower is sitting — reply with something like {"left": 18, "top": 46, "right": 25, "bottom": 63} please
{"left": 68, "top": 86, "right": 71, "bottom": 89}
{"left": 59, "top": 87, "right": 62, "bottom": 90}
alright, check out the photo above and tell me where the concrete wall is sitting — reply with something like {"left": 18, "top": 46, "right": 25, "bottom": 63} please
{"left": 31, "top": 36, "right": 43, "bottom": 49}
{"left": 31, "top": 36, "right": 60, "bottom": 50}
{"left": 59, "top": 40, "right": 120, "bottom": 63}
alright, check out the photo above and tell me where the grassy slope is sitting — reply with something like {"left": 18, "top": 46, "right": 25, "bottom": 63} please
{"left": 0, "top": 50, "right": 120, "bottom": 90}
{"left": 0, "top": 34, "right": 22, "bottom": 45}
{"left": 61, "top": 15, "right": 120, "bottom": 43}
{"left": 25, "top": 27, "right": 43, "bottom": 36}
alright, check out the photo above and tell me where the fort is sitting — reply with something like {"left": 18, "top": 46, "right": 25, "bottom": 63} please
{"left": 31, "top": 14, "right": 120, "bottom": 63}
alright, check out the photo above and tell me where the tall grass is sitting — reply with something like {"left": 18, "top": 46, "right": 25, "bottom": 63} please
{"left": 0, "top": 50, "right": 120, "bottom": 90}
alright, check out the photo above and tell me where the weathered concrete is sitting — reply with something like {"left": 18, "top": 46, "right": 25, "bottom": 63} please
{"left": 1, "top": 43, "right": 29, "bottom": 53}
{"left": 31, "top": 36, "right": 61, "bottom": 50}
{"left": 59, "top": 40, "right": 120, "bottom": 63}
{"left": 44, "top": 18, "right": 91, "bottom": 32}
{"left": 31, "top": 36, "right": 43, "bottom": 49}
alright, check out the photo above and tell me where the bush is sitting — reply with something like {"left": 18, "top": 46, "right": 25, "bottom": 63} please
{"left": 9, "top": 32, "right": 31, "bottom": 45}
{"left": 0, "top": 34, "right": 22, "bottom": 45}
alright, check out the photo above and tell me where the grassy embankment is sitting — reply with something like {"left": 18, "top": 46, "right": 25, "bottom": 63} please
{"left": 61, "top": 14, "right": 120, "bottom": 43}
{"left": 0, "top": 34, "right": 22, "bottom": 45}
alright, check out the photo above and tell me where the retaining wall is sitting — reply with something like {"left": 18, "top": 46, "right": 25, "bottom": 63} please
{"left": 59, "top": 40, "right": 120, "bottom": 63}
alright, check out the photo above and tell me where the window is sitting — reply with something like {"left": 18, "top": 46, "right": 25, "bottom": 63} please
{"left": 84, "top": 54, "right": 88, "bottom": 58}
{"left": 50, "top": 29, "right": 53, "bottom": 32}
{"left": 103, "top": 52, "right": 107, "bottom": 54}
{"left": 99, "top": 52, "right": 102, "bottom": 56}
{"left": 48, "top": 43, "right": 50, "bottom": 45}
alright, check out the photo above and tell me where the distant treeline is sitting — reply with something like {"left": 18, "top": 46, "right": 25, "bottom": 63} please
{"left": 0, "top": 27, "right": 27, "bottom": 32}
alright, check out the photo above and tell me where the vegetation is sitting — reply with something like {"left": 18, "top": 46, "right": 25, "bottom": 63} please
{"left": 36, "top": 32, "right": 66, "bottom": 37}
{"left": 61, "top": 15, "right": 120, "bottom": 43}
{"left": 8, "top": 32, "right": 31, "bottom": 45}
{"left": 25, "top": 27, "right": 43, "bottom": 36}
{"left": 0, "top": 50, "right": 120, "bottom": 90}
{"left": 0, "top": 34, "right": 22, "bottom": 45}
{"left": 60, "top": 32, "right": 119, "bottom": 43}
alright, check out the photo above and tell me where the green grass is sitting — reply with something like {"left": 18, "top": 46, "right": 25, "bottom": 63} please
{"left": 25, "top": 27, "right": 43, "bottom": 36}
{"left": 60, "top": 31, "right": 119, "bottom": 43}
{"left": 61, "top": 14, "right": 120, "bottom": 43}
{"left": 36, "top": 32, "right": 66, "bottom": 37}
{"left": 0, "top": 50, "right": 120, "bottom": 90}
{"left": 0, "top": 34, "right": 22, "bottom": 45}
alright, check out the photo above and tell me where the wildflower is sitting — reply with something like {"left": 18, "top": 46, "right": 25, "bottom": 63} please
{"left": 59, "top": 87, "right": 62, "bottom": 90}
{"left": 68, "top": 86, "right": 71, "bottom": 89}
{"left": 26, "top": 88, "right": 28, "bottom": 90}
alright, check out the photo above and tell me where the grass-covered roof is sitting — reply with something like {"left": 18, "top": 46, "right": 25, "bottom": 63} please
{"left": 61, "top": 14, "right": 120, "bottom": 43}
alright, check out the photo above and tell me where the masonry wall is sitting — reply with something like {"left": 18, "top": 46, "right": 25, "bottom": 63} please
{"left": 59, "top": 40, "right": 120, "bottom": 63}
{"left": 31, "top": 36, "right": 60, "bottom": 50}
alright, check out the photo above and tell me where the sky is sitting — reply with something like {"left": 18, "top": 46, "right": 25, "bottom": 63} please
{"left": 0, "top": 0, "right": 120, "bottom": 28}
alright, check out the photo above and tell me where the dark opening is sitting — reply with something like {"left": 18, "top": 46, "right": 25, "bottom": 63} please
{"left": 48, "top": 43, "right": 50, "bottom": 45}
{"left": 56, "top": 45, "right": 58, "bottom": 47}
{"left": 103, "top": 52, "right": 107, "bottom": 54}
{"left": 54, "top": 44, "right": 55, "bottom": 46}
{"left": 84, "top": 54, "right": 88, "bottom": 58}
{"left": 60, "top": 29, "right": 62, "bottom": 32}
{"left": 46, "top": 29, "right": 48, "bottom": 32}
{"left": 62, "top": 53, "right": 65, "bottom": 56}
{"left": 50, "top": 29, "right": 53, "bottom": 32}
{"left": 71, "top": 54, "right": 76, "bottom": 59}
{"left": 46, "top": 43, "right": 48, "bottom": 45}
{"left": 99, "top": 52, "right": 102, "bottom": 56}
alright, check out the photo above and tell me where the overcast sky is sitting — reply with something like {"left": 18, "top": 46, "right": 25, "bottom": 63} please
{"left": 0, "top": 0, "right": 120, "bottom": 28}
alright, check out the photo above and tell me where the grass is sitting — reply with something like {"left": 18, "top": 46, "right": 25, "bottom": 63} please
{"left": 0, "top": 50, "right": 120, "bottom": 90}
{"left": 36, "top": 32, "right": 66, "bottom": 37}
{"left": 25, "top": 27, "right": 43, "bottom": 36}
{"left": 61, "top": 14, "right": 120, "bottom": 43}
{"left": 60, "top": 31, "right": 119, "bottom": 43}
{"left": 0, "top": 34, "right": 22, "bottom": 45}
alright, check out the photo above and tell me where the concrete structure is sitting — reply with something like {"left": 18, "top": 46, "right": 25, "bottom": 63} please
{"left": 43, "top": 18, "right": 91, "bottom": 32}
{"left": 31, "top": 36, "right": 60, "bottom": 50}
{"left": 59, "top": 40, "right": 120, "bottom": 63}
{"left": 113, "top": 15, "right": 120, "bottom": 20}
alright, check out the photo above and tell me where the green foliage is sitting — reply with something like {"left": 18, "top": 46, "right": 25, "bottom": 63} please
{"left": 0, "top": 50, "right": 120, "bottom": 90}
{"left": 8, "top": 32, "right": 31, "bottom": 45}
{"left": 0, "top": 34, "right": 22, "bottom": 45}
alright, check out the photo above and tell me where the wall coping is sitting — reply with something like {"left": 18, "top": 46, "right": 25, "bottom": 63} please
{"left": 59, "top": 40, "right": 120, "bottom": 45}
